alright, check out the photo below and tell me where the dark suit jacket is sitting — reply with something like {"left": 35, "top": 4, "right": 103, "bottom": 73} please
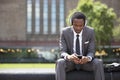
{"left": 60, "top": 26, "right": 95, "bottom": 59}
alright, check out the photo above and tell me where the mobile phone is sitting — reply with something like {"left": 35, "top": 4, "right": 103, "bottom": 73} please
{"left": 77, "top": 55, "right": 82, "bottom": 59}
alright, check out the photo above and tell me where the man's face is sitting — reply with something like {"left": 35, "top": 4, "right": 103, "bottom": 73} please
{"left": 73, "top": 19, "right": 84, "bottom": 34}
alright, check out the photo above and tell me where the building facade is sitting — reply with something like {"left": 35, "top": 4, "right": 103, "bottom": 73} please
{"left": 0, "top": 0, "right": 120, "bottom": 49}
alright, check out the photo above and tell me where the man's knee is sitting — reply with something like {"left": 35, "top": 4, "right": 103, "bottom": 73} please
{"left": 93, "top": 59, "right": 103, "bottom": 64}
{"left": 56, "top": 58, "right": 66, "bottom": 66}
{"left": 92, "top": 59, "right": 104, "bottom": 69}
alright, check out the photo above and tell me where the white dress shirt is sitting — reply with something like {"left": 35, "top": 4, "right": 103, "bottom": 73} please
{"left": 72, "top": 27, "right": 83, "bottom": 55}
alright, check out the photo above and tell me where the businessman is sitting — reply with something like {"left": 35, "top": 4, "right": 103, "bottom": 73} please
{"left": 55, "top": 12, "right": 105, "bottom": 80}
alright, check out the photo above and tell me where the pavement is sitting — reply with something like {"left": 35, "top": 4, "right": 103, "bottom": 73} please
{"left": 0, "top": 68, "right": 55, "bottom": 74}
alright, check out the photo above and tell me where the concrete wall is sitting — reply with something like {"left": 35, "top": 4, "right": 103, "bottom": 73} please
{"left": 0, "top": 0, "right": 26, "bottom": 41}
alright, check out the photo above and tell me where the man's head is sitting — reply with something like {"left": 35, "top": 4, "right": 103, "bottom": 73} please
{"left": 71, "top": 12, "right": 86, "bottom": 34}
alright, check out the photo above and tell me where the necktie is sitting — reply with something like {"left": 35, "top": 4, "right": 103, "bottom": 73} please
{"left": 76, "top": 35, "right": 81, "bottom": 70}
{"left": 76, "top": 35, "right": 80, "bottom": 55}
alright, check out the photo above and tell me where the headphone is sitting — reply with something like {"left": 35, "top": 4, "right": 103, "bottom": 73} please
{"left": 69, "top": 12, "right": 87, "bottom": 26}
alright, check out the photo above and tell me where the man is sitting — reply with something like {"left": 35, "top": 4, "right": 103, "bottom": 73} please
{"left": 55, "top": 12, "right": 105, "bottom": 80}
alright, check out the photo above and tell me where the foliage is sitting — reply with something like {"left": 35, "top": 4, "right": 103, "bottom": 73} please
{"left": 66, "top": 0, "right": 116, "bottom": 50}
{"left": 0, "top": 48, "right": 38, "bottom": 58}
{"left": 0, "top": 48, "right": 59, "bottom": 63}
{"left": 95, "top": 47, "right": 120, "bottom": 63}
{"left": 113, "top": 19, "right": 120, "bottom": 41}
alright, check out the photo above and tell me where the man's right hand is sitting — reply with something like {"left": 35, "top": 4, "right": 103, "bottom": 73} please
{"left": 67, "top": 54, "right": 77, "bottom": 61}
{"left": 67, "top": 54, "right": 80, "bottom": 64}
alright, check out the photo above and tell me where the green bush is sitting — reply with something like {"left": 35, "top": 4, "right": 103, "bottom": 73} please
{"left": 0, "top": 48, "right": 38, "bottom": 59}
{"left": 0, "top": 48, "right": 59, "bottom": 63}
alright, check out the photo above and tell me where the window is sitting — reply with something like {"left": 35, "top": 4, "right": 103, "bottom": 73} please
{"left": 27, "top": 0, "right": 65, "bottom": 35}
{"left": 43, "top": 0, "right": 48, "bottom": 34}
{"left": 51, "top": 0, "right": 56, "bottom": 34}
{"left": 35, "top": 0, "right": 40, "bottom": 34}
{"left": 59, "top": 0, "right": 64, "bottom": 32}
{"left": 27, "top": 0, "right": 32, "bottom": 33}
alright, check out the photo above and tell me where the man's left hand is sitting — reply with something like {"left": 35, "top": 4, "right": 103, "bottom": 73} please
{"left": 79, "top": 56, "right": 89, "bottom": 64}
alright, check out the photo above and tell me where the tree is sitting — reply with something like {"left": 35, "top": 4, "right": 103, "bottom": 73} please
{"left": 113, "top": 18, "right": 120, "bottom": 42}
{"left": 67, "top": 0, "right": 116, "bottom": 50}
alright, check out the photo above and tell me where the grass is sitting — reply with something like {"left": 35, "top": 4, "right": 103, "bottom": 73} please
{"left": 0, "top": 63, "right": 55, "bottom": 68}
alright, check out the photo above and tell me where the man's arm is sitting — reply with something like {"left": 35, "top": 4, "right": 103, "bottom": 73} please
{"left": 80, "top": 28, "right": 95, "bottom": 64}
{"left": 86, "top": 29, "right": 95, "bottom": 59}
{"left": 59, "top": 29, "right": 69, "bottom": 58}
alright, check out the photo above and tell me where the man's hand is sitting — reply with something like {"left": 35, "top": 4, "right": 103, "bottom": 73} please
{"left": 67, "top": 54, "right": 90, "bottom": 64}
{"left": 79, "top": 56, "right": 89, "bottom": 64}
{"left": 67, "top": 54, "right": 78, "bottom": 61}
{"left": 66, "top": 54, "right": 80, "bottom": 64}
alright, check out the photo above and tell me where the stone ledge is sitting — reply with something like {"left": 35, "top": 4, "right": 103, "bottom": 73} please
{"left": 67, "top": 70, "right": 120, "bottom": 80}
{"left": 0, "top": 70, "right": 120, "bottom": 80}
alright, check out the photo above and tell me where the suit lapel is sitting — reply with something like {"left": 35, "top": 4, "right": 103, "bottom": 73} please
{"left": 82, "top": 27, "right": 86, "bottom": 55}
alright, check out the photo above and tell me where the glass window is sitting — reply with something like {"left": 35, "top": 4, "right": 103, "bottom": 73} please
{"left": 51, "top": 0, "right": 56, "bottom": 34}
{"left": 27, "top": 0, "right": 65, "bottom": 35}
{"left": 35, "top": 0, "right": 40, "bottom": 34}
{"left": 27, "top": 0, "right": 32, "bottom": 33}
{"left": 43, "top": 0, "right": 48, "bottom": 34}
{"left": 59, "top": 0, "right": 64, "bottom": 32}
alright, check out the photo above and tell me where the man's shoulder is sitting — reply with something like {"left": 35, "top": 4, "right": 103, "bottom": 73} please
{"left": 62, "top": 26, "right": 72, "bottom": 31}
{"left": 85, "top": 26, "right": 94, "bottom": 30}
{"left": 84, "top": 26, "right": 94, "bottom": 32}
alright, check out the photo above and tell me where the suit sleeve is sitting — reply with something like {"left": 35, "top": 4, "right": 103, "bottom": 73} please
{"left": 86, "top": 29, "right": 95, "bottom": 59}
{"left": 59, "top": 30, "right": 69, "bottom": 58}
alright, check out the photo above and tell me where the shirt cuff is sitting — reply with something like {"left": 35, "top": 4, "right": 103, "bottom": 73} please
{"left": 64, "top": 55, "right": 67, "bottom": 60}
{"left": 87, "top": 56, "right": 92, "bottom": 61}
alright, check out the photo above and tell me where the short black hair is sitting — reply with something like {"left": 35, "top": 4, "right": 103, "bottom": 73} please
{"left": 71, "top": 12, "right": 86, "bottom": 25}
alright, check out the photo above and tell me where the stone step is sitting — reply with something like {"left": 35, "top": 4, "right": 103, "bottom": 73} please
{"left": 0, "top": 68, "right": 120, "bottom": 80}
